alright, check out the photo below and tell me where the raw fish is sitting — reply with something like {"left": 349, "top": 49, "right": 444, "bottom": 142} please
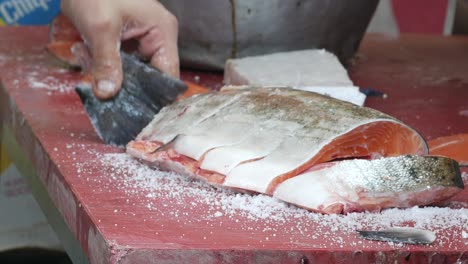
{"left": 126, "top": 87, "right": 463, "bottom": 213}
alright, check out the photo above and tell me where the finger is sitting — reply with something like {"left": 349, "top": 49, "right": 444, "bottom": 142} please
{"left": 142, "top": 26, "right": 180, "bottom": 78}
{"left": 121, "top": 0, "right": 180, "bottom": 78}
{"left": 86, "top": 19, "right": 123, "bottom": 99}
{"left": 90, "top": 43, "right": 123, "bottom": 99}
{"left": 62, "top": 0, "right": 123, "bottom": 99}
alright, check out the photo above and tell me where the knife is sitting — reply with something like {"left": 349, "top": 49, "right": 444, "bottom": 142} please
{"left": 358, "top": 227, "right": 436, "bottom": 245}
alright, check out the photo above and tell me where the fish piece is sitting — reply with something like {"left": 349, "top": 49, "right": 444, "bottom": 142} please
{"left": 224, "top": 49, "right": 366, "bottom": 105}
{"left": 137, "top": 90, "right": 247, "bottom": 144}
{"left": 47, "top": 14, "right": 84, "bottom": 67}
{"left": 273, "top": 156, "right": 463, "bottom": 214}
{"left": 428, "top": 133, "right": 468, "bottom": 166}
{"left": 224, "top": 136, "right": 320, "bottom": 193}
{"left": 173, "top": 119, "right": 255, "bottom": 160}
{"left": 124, "top": 87, "right": 462, "bottom": 214}
{"left": 200, "top": 125, "right": 295, "bottom": 175}
{"left": 130, "top": 87, "right": 427, "bottom": 192}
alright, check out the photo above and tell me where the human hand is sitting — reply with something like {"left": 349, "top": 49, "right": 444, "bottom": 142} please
{"left": 61, "top": 0, "right": 180, "bottom": 99}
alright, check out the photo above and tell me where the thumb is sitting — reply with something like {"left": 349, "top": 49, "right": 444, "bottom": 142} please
{"left": 61, "top": 0, "right": 123, "bottom": 99}
{"left": 89, "top": 31, "right": 123, "bottom": 99}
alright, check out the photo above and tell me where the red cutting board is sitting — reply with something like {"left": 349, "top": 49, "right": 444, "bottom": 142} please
{"left": 0, "top": 27, "right": 467, "bottom": 264}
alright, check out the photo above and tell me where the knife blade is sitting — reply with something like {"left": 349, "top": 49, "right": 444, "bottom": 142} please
{"left": 358, "top": 227, "right": 436, "bottom": 245}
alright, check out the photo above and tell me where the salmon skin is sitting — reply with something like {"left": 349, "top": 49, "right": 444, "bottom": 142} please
{"left": 274, "top": 155, "right": 462, "bottom": 213}
{"left": 76, "top": 52, "right": 187, "bottom": 146}
{"left": 126, "top": 87, "right": 464, "bottom": 214}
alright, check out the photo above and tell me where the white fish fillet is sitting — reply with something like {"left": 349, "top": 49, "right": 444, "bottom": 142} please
{"left": 224, "top": 49, "right": 366, "bottom": 105}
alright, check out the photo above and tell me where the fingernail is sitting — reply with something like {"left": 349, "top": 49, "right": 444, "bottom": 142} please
{"left": 97, "top": 80, "right": 116, "bottom": 95}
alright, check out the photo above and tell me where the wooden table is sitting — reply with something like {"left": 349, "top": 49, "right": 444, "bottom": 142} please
{"left": 1, "top": 27, "right": 467, "bottom": 264}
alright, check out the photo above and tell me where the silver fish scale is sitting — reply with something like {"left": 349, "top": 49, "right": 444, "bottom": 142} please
{"left": 141, "top": 87, "right": 397, "bottom": 144}
{"left": 138, "top": 90, "right": 249, "bottom": 143}
{"left": 329, "top": 156, "right": 462, "bottom": 193}
{"left": 215, "top": 87, "right": 394, "bottom": 137}
{"left": 136, "top": 87, "right": 425, "bottom": 173}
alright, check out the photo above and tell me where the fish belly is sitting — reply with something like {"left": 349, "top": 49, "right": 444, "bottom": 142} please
{"left": 273, "top": 156, "right": 463, "bottom": 214}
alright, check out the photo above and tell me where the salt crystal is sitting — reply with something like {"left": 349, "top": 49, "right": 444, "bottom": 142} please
{"left": 213, "top": 211, "right": 223, "bottom": 217}
{"left": 30, "top": 81, "right": 49, "bottom": 89}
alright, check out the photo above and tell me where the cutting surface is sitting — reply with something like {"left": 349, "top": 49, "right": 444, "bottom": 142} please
{"left": 0, "top": 27, "right": 467, "bottom": 263}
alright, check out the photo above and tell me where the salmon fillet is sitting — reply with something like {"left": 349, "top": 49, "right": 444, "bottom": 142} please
{"left": 126, "top": 87, "right": 463, "bottom": 213}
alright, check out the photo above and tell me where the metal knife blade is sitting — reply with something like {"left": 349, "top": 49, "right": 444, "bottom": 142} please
{"left": 358, "top": 227, "right": 436, "bottom": 245}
